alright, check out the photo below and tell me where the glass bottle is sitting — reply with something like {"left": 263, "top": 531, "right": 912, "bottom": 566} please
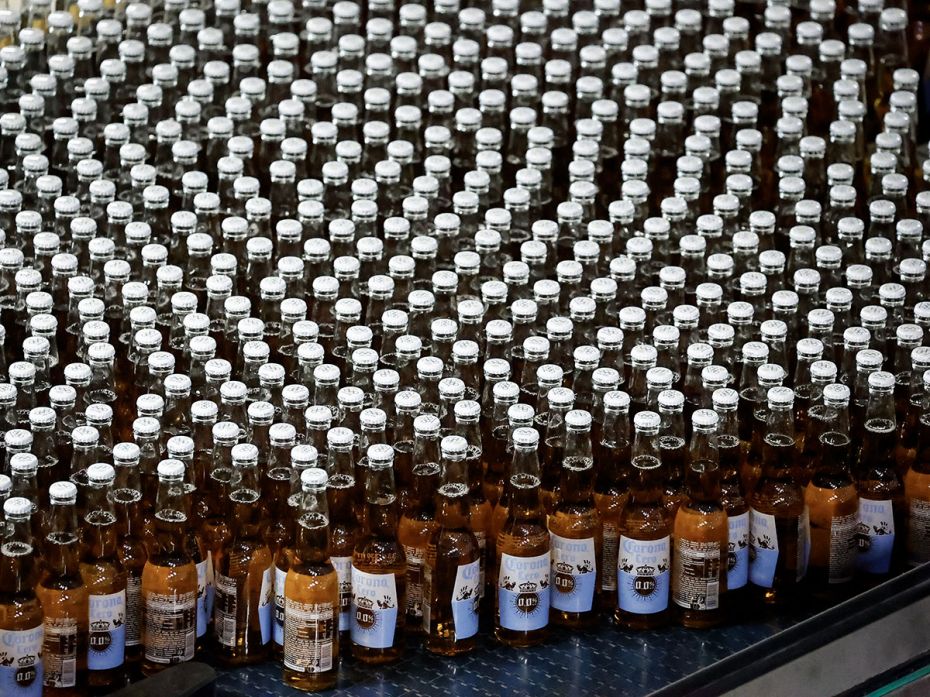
{"left": 81, "top": 463, "right": 127, "bottom": 690}
{"left": 673, "top": 410, "right": 727, "bottom": 629}
{"left": 495, "top": 427, "right": 550, "bottom": 647}
{"left": 213, "top": 443, "right": 272, "bottom": 664}
{"left": 282, "top": 468, "right": 338, "bottom": 690}
{"left": 397, "top": 414, "right": 440, "bottom": 632}
{"left": 423, "top": 435, "right": 481, "bottom": 655}
{"left": 0, "top": 497, "right": 44, "bottom": 697}
{"left": 350, "top": 444, "right": 406, "bottom": 664}
{"left": 749, "top": 387, "right": 810, "bottom": 605}
{"left": 548, "top": 410, "right": 601, "bottom": 629}
{"left": 617, "top": 411, "right": 672, "bottom": 630}
{"left": 141, "top": 460, "right": 197, "bottom": 675}
{"left": 802, "top": 381, "right": 858, "bottom": 597}
{"left": 36, "top": 480, "right": 88, "bottom": 696}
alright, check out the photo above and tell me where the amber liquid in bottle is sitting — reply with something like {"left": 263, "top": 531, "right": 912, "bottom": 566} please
{"left": 283, "top": 469, "right": 339, "bottom": 691}
{"left": 141, "top": 463, "right": 197, "bottom": 676}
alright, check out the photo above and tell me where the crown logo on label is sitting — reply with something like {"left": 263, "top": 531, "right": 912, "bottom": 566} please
{"left": 356, "top": 596, "right": 374, "bottom": 610}
{"left": 90, "top": 620, "right": 110, "bottom": 632}
{"left": 555, "top": 561, "right": 574, "bottom": 574}
{"left": 518, "top": 581, "right": 537, "bottom": 593}
{"left": 636, "top": 565, "right": 655, "bottom": 576}
{"left": 19, "top": 655, "right": 36, "bottom": 666}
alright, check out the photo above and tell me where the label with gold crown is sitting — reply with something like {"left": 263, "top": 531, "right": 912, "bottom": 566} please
{"left": 87, "top": 591, "right": 126, "bottom": 671}
{"left": 0, "top": 626, "right": 43, "bottom": 696}
{"left": 350, "top": 568, "right": 398, "bottom": 649}
{"left": 498, "top": 552, "right": 550, "bottom": 631}
{"left": 618, "top": 536, "right": 670, "bottom": 614}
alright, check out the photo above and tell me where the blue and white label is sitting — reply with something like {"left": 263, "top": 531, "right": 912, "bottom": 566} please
{"left": 857, "top": 498, "right": 895, "bottom": 575}
{"left": 727, "top": 512, "right": 750, "bottom": 590}
{"left": 350, "top": 567, "right": 398, "bottom": 649}
{"left": 549, "top": 533, "right": 596, "bottom": 613}
{"left": 749, "top": 508, "right": 779, "bottom": 588}
{"left": 87, "top": 591, "right": 126, "bottom": 671}
{"left": 618, "top": 535, "right": 670, "bottom": 615}
{"left": 798, "top": 507, "right": 810, "bottom": 582}
{"left": 258, "top": 565, "right": 273, "bottom": 645}
{"left": 332, "top": 556, "right": 352, "bottom": 632}
{"left": 273, "top": 565, "right": 286, "bottom": 646}
{"left": 196, "top": 557, "right": 210, "bottom": 638}
{"left": 451, "top": 559, "right": 481, "bottom": 640}
{"left": 498, "top": 551, "right": 550, "bottom": 631}
{"left": 0, "top": 626, "right": 43, "bottom": 696}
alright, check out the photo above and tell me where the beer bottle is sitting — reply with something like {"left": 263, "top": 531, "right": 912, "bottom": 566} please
{"left": 0, "top": 497, "right": 44, "bottom": 697}
{"left": 351, "top": 444, "right": 406, "bottom": 664}
{"left": 658, "top": 389, "right": 688, "bottom": 520}
{"left": 326, "top": 427, "right": 359, "bottom": 642}
{"left": 398, "top": 414, "right": 440, "bottom": 631}
{"left": 805, "top": 384, "right": 858, "bottom": 594}
{"left": 549, "top": 410, "right": 601, "bottom": 628}
{"left": 141, "top": 460, "right": 197, "bottom": 675}
{"left": 282, "top": 468, "right": 339, "bottom": 691}
{"left": 111, "top": 442, "right": 146, "bottom": 674}
{"left": 81, "top": 463, "right": 127, "bottom": 690}
{"left": 495, "top": 427, "right": 550, "bottom": 647}
{"left": 857, "top": 368, "right": 908, "bottom": 581}
{"left": 594, "top": 390, "right": 631, "bottom": 610}
{"left": 712, "top": 388, "right": 750, "bottom": 605}
{"left": 673, "top": 410, "right": 727, "bottom": 628}
{"left": 36, "top": 481, "right": 88, "bottom": 695}
{"left": 906, "top": 370, "right": 930, "bottom": 567}
{"left": 424, "top": 435, "right": 481, "bottom": 655}
{"left": 453, "top": 399, "right": 491, "bottom": 604}
{"left": 213, "top": 443, "right": 273, "bottom": 664}
{"left": 749, "top": 387, "right": 810, "bottom": 605}
{"left": 617, "top": 411, "right": 672, "bottom": 630}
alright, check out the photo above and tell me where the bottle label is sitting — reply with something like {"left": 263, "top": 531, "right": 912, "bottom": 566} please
{"left": 727, "top": 512, "right": 750, "bottom": 590}
{"left": 195, "top": 557, "right": 210, "bottom": 638}
{"left": 828, "top": 511, "right": 859, "bottom": 584}
{"left": 549, "top": 533, "right": 596, "bottom": 613}
{"left": 498, "top": 551, "right": 550, "bottom": 631}
{"left": 857, "top": 498, "right": 895, "bottom": 575}
{"left": 0, "top": 626, "right": 43, "bottom": 697}
{"left": 907, "top": 498, "right": 930, "bottom": 566}
{"left": 88, "top": 590, "right": 127, "bottom": 670}
{"left": 214, "top": 573, "right": 238, "bottom": 648}
{"left": 451, "top": 559, "right": 481, "bottom": 640}
{"left": 798, "top": 506, "right": 810, "bottom": 582}
{"left": 350, "top": 567, "right": 398, "bottom": 649}
{"left": 331, "top": 556, "right": 352, "bottom": 632}
{"left": 673, "top": 537, "right": 722, "bottom": 611}
{"left": 143, "top": 590, "right": 196, "bottom": 664}
{"left": 125, "top": 574, "right": 142, "bottom": 647}
{"left": 258, "top": 565, "right": 273, "bottom": 645}
{"left": 600, "top": 522, "right": 620, "bottom": 593}
{"left": 274, "top": 565, "right": 287, "bottom": 646}
{"left": 206, "top": 551, "right": 215, "bottom": 618}
{"left": 403, "top": 544, "right": 426, "bottom": 620}
{"left": 422, "top": 565, "right": 431, "bottom": 632}
{"left": 618, "top": 536, "right": 670, "bottom": 615}
{"left": 473, "top": 530, "right": 487, "bottom": 598}
{"left": 283, "top": 600, "right": 335, "bottom": 674}
{"left": 42, "top": 616, "right": 77, "bottom": 688}
{"left": 749, "top": 508, "right": 779, "bottom": 588}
